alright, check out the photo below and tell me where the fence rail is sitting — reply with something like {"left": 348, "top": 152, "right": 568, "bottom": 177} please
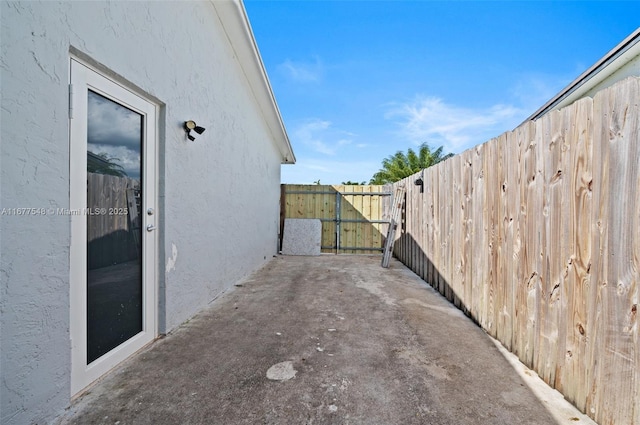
{"left": 389, "top": 77, "right": 639, "bottom": 425}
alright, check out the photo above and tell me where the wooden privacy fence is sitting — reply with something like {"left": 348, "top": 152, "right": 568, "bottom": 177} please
{"left": 87, "top": 173, "right": 141, "bottom": 269}
{"left": 390, "top": 77, "right": 639, "bottom": 425}
{"left": 281, "top": 184, "right": 390, "bottom": 254}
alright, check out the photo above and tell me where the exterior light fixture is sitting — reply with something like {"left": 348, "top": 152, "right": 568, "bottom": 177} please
{"left": 184, "top": 120, "right": 206, "bottom": 141}
{"left": 414, "top": 177, "right": 424, "bottom": 193}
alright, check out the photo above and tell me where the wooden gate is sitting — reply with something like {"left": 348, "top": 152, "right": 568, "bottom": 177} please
{"left": 281, "top": 184, "right": 391, "bottom": 254}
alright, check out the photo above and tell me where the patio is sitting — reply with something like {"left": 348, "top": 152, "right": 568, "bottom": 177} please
{"left": 58, "top": 255, "right": 593, "bottom": 425}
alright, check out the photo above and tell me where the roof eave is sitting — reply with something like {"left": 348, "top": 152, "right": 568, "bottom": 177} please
{"left": 522, "top": 27, "right": 640, "bottom": 124}
{"left": 210, "top": 0, "right": 296, "bottom": 164}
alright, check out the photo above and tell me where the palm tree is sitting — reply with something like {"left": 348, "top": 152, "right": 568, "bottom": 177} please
{"left": 369, "top": 143, "right": 452, "bottom": 184}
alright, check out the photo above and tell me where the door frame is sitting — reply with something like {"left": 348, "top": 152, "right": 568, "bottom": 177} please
{"left": 69, "top": 58, "right": 158, "bottom": 396}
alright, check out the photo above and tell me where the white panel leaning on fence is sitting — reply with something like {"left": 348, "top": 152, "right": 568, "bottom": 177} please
{"left": 282, "top": 218, "right": 322, "bottom": 256}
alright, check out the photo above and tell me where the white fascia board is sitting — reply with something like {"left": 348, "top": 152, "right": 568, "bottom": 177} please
{"left": 523, "top": 27, "right": 640, "bottom": 123}
{"left": 210, "top": 0, "right": 296, "bottom": 164}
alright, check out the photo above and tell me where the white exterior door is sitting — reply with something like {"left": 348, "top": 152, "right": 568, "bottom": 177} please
{"left": 69, "top": 59, "right": 157, "bottom": 396}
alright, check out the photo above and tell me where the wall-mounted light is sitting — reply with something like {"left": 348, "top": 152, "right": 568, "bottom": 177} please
{"left": 184, "top": 120, "right": 206, "bottom": 141}
{"left": 414, "top": 176, "right": 424, "bottom": 193}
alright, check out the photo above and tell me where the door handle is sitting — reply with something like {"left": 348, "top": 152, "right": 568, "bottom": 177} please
{"left": 146, "top": 224, "right": 156, "bottom": 232}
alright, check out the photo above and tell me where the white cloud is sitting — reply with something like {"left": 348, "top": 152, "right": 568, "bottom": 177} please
{"left": 311, "top": 141, "right": 335, "bottom": 156}
{"left": 294, "top": 119, "right": 335, "bottom": 155}
{"left": 299, "top": 119, "right": 331, "bottom": 132}
{"left": 278, "top": 56, "right": 323, "bottom": 83}
{"left": 292, "top": 119, "right": 356, "bottom": 156}
{"left": 510, "top": 72, "right": 573, "bottom": 114}
{"left": 88, "top": 144, "right": 141, "bottom": 178}
{"left": 87, "top": 91, "right": 142, "bottom": 178}
{"left": 385, "top": 72, "right": 575, "bottom": 154}
{"left": 386, "top": 96, "right": 523, "bottom": 153}
{"left": 305, "top": 163, "right": 331, "bottom": 172}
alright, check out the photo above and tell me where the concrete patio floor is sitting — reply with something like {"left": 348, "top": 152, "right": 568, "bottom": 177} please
{"left": 58, "top": 255, "right": 595, "bottom": 425}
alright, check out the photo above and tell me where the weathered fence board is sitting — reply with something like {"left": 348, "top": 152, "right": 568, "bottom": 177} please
{"left": 562, "top": 96, "right": 594, "bottom": 410}
{"left": 589, "top": 79, "right": 639, "bottom": 425}
{"left": 461, "top": 149, "right": 474, "bottom": 317}
{"left": 87, "top": 173, "right": 140, "bottom": 269}
{"left": 514, "top": 120, "right": 536, "bottom": 365}
{"left": 423, "top": 171, "right": 435, "bottom": 288}
{"left": 451, "top": 155, "right": 463, "bottom": 309}
{"left": 471, "top": 143, "right": 486, "bottom": 327}
{"left": 388, "top": 77, "right": 639, "bottom": 425}
{"left": 484, "top": 137, "right": 498, "bottom": 337}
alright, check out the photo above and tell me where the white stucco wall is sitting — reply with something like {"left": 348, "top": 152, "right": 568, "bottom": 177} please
{"left": 1, "top": 1, "right": 287, "bottom": 424}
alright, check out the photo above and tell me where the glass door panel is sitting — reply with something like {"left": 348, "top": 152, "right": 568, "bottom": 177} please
{"left": 86, "top": 90, "right": 143, "bottom": 363}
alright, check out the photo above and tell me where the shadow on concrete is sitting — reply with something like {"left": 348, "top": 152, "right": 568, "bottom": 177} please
{"left": 395, "top": 231, "right": 472, "bottom": 320}
{"left": 392, "top": 225, "right": 594, "bottom": 425}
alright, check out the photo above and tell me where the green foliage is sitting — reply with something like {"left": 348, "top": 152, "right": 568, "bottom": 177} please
{"left": 369, "top": 142, "right": 452, "bottom": 184}
{"left": 87, "top": 152, "right": 127, "bottom": 177}
{"left": 341, "top": 181, "right": 366, "bottom": 185}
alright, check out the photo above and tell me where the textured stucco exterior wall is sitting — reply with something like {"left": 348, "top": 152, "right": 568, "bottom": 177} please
{"left": 1, "top": 1, "right": 285, "bottom": 424}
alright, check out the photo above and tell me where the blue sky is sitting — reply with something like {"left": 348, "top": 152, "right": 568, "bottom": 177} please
{"left": 243, "top": 1, "right": 639, "bottom": 184}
